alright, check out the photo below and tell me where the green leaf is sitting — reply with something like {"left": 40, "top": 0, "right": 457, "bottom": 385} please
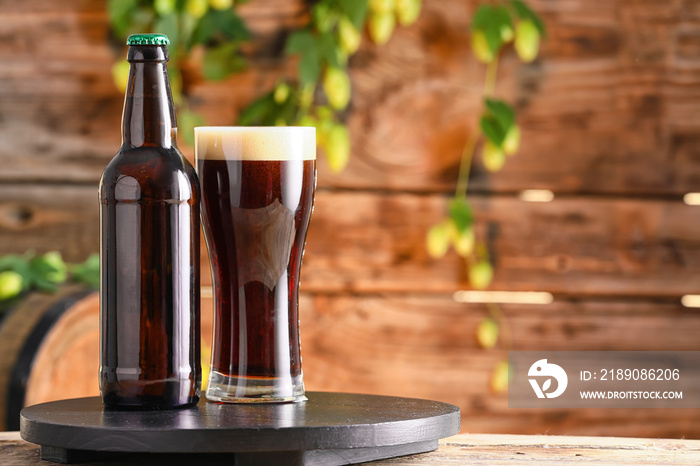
{"left": 286, "top": 30, "right": 322, "bottom": 86}
{"left": 125, "top": 8, "right": 156, "bottom": 38}
{"left": 317, "top": 32, "right": 340, "bottom": 68}
{"left": 29, "top": 253, "right": 67, "bottom": 285}
{"left": 238, "top": 93, "right": 275, "bottom": 126}
{"left": 510, "top": 0, "right": 546, "bottom": 36}
{"left": 0, "top": 254, "right": 26, "bottom": 271}
{"left": 471, "top": 5, "right": 512, "bottom": 56}
{"left": 312, "top": 2, "right": 337, "bottom": 33}
{"left": 485, "top": 99, "right": 516, "bottom": 132}
{"left": 480, "top": 115, "right": 506, "bottom": 146}
{"left": 71, "top": 254, "right": 100, "bottom": 290}
{"left": 108, "top": 0, "right": 138, "bottom": 38}
{"left": 448, "top": 198, "right": 473, "bottom": 233}
{"left": 338, "top": 0, "right": 369, "bottom": 29}
{"left": 153, "top": 13, "right": 179, "bottom": 46}
{"left": 190, "top": 8, "right": 250, "bottom": 46}
{"left": 33, "top": 276, "right": 58, "bottom": 294}
{"left": 286, "top": 30, "right": 315, "bottom": 55}
{"left": 299, "top": 49, "right": 322, "bottom": 87}
{"left": 202, "top": 43, "right": 245, "bottom": 80}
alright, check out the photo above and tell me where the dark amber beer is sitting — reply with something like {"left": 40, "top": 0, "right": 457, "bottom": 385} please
{"left": 196, "top": 127, "right": 315, "bottom": 402}
{"left": 99, "top": 34, "right": 201, "bottom": 409}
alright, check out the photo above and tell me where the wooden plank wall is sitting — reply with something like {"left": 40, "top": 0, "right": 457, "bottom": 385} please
{"left": 2, "top": 0, "right": 700, "bottom": 438}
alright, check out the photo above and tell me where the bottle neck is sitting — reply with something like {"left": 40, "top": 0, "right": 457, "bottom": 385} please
{"left": 121, "top": 46, "right": 177, "bottom": 148}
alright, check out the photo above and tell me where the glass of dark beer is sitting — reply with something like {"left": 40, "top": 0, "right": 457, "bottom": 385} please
{"left": 195, "top": 127, "right": 315, "bottom": 403}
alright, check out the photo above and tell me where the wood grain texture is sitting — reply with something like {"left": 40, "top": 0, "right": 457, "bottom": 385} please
{"left": 0, "top": 184, "right": 97, "bottom": 262}
{"left": 3, "top": 432, "right": 700, "bottom": 465}
{"left": 1, "top": 0, "right": 700, "bottom": 441}
{"left": 298, "top": 191, "right": 700, "bottom": 297}
{"left": 2, "top": 185, "right": 698, "bottom": 297}
{"left": 2, "top": 1, "right": 700, "bottom": 195}
{"left": 24, "top": 292, "right": 99, "bottom": 408}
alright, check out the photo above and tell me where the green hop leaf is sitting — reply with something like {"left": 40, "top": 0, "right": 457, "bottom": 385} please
{"left": 503, "top": 124, "right": 521, "bottom": 155}
{"left": 427, "top": 220, "right": 451, "bottom": 258}
{"left": 471, "top": 30, "right": 493, "bottom": 63}
{"left": 323, "top": 67, "right": 351, "bottom": 110}
{"left": 369, "top": 0, "right": 395, "bottom": 14}
{"left": 448, "top": 197, "right": 473, "bottom": 233}
{"left": 491, "top": 360, "right": 510, "bottom": 393}
{"left": 0, "top": 270, "right": 23, "bottom": 301}
{"left": 395, "top": 0, "right": 421, "bottom": 26}
{"left": 514, "top": 20, "right": 540, "bottom": 62}
{"left": 338, "top": 0, "right": 370, "bottom": 29}
{"left": 202, "top": 43, "right": 245, "bottom": 80}
{"left": 324, "top": 124, "right": 351, "bottom": 172}
{"left": 368, "top": 11, "right": 395, "bottom": 45}
{"left": 338, "top": 16, "right": 362, "bottom": 54}
{"left": 471, "top": 5, "right": 512, "bottom": 60}
{"left": 476, "top": 317, "right": 499, "bottom": 349}
{"left": 71, "top": 254, "right": 100, "bottom": 290}
{"left": 112, "top": 59, "right": 130, "bottom": 94}
{"left": 482, "top": 140, "right": 506, "bottom": 171}
{"left": 469, "top": 260, "right": 494, "bottom": 290}
{"left": 312, "top": 3, "right": 337, "bottom": 33}
{"left": 485, "top": 99, "right": 516, "bottom": 134}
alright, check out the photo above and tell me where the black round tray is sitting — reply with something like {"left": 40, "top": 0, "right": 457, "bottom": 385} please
{"left": 20, "top": 391, "right": 460, "bottom": 465}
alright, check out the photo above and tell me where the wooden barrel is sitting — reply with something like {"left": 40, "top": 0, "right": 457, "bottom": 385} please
{"left": 0, "top": 285, "right": 99, "bottom": 431}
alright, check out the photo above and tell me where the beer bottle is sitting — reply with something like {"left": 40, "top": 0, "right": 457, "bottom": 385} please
{"left": 99, "top": 34, "right": 201, "bottom": 409}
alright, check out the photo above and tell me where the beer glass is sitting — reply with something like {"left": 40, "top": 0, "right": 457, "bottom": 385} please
{"left": 195, "top": 127, "right": 315, "bottom": 403}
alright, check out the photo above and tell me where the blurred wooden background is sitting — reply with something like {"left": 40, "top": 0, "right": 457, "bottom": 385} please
{"left": 2, "top": 0, "right": 700, "bottom": 438}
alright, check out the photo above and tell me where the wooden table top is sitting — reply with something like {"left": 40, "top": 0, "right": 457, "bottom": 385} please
{"left": 3, "top": 431, "right": 700, "bottom": 465}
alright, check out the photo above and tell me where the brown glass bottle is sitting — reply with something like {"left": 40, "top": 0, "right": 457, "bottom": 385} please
{"left": 99, "top": 34, "right": 201, "bottom": 409}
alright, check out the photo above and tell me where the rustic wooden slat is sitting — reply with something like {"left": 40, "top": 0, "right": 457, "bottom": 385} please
{"left": 1, "top": 290, "right": 697, "bottom": 438}
{"left": 297, "top": 191, "right": 700, "bottom": 297}
{"left": 0, "top": 184, "right": 98, "bottom": 262}
{"left": 292, "top": 293, "right": 700, "bottom": 438}
{"left": 2, "top": 1, "right": 700, "bottom": 195}
{"left": 1, "top": 184, "right": 698, "bottom": 297}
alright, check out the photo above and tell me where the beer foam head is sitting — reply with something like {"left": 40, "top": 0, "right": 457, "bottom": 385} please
{"left": 195, "top": 127, "right": 316, "bottom": 161}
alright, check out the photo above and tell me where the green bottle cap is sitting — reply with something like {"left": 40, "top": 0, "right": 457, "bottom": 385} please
{"left": 126, "top": 34, "right": 170, "bottom": 46}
